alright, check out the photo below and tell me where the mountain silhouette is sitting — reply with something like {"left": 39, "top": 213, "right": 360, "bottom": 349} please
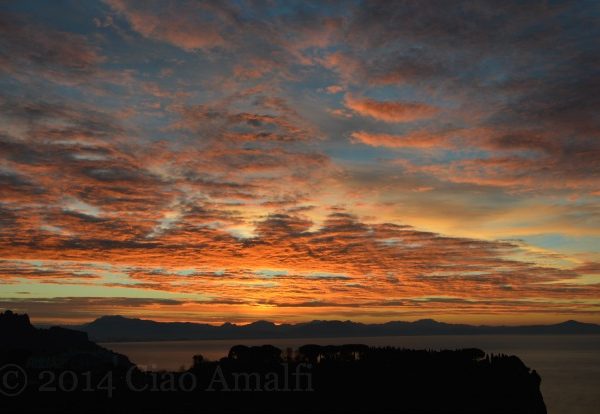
{"left": 70, "top": 315, "right": 600, "bottom": 342}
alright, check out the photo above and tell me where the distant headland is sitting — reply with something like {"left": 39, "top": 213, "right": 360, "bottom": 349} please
{"left": 60, "top": 314, "right": 600, "bottom": 342}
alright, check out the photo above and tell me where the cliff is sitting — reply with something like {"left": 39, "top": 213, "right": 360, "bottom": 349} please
{"left": 0, "top": 310, "right": 132, "bottom": 370}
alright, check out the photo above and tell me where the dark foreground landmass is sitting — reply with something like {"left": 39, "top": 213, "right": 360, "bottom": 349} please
{"left": 1, "top": 311, "right": 546, "bottom": 414}
{"left": 71, "top": 314, "right": 600, "bottom": 342}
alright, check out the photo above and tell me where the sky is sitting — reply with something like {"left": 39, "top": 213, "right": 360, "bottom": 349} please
{"left": 0, "top": 0, "right": 599, "bottom": 325}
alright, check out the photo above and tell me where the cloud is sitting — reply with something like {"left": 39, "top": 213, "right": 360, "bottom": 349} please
{"left": 2, "top": 208, "right": 596, "bottom": 311}
{"left": 322, "top": 49, "right": 445, "bottom": 86}
{"left": 172, "top": 90, "right": 322, "bottom": 147}
{"left": 350, "top": 130, "right": 450, "bottom": 149}
{"left": 105, "top": 0, "right": 227, "bottom": 51}
{"left": 325, "top": 85, "right": 344, "bottom": 94}
{"left": 344, "top": 95, "right": 438, "bottom": 123}
{"left": 0, "top": 260, "right": 102, "bottom": 283}
{"left": 0, "top": 14, "right": 104, "bottom": 84}
{"left": 322, "top": 1, "right": 599, "bottom": 195}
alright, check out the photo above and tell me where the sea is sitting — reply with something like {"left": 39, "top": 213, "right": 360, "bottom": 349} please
{"left": 102, "top": 335, "right": 600, "bottom": 414}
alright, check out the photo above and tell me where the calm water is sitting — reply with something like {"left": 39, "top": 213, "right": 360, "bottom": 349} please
{"left": 102, "top": 335, "right": 600, "bottom": 414}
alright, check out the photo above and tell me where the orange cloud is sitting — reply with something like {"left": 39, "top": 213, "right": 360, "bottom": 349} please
{"left": 2, "top": 209, "right": 598, "bottom": 321}
{"left": 350, "top": 130, "right": 449, "bottom": 149}
{"left": 325, "top": 85, "right": 344, "bottom": 94}
{"left": 344, "top": 95, "right": 438, "bottom": 123}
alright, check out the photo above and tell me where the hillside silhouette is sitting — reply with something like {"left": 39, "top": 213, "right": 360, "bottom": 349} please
{"left": 0, "top": 310, "right": 133, "bottom": 370}
{"left": 1, "top": 311, "right": 546, "bottom": 413}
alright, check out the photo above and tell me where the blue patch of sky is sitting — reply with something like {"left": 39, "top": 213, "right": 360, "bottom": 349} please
{"left": 2, "top": 1, "right": 103, "bottom": 34}
{"left": 175, "top": 269, "right": 197, "bottom": 276}
{"left": 255, "top": 269, "right": 289, "bottom": 278}
{"left": 519, "top": 234, "right": 600, "bottom": 254}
